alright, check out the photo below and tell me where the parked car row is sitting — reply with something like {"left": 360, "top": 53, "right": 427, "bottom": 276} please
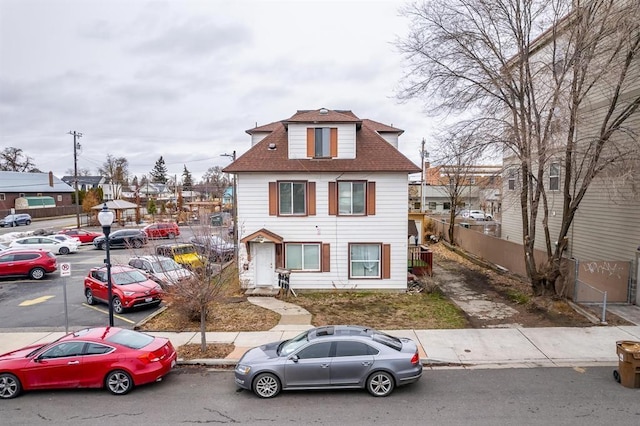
{"left": 0, "top": 323, "right": 421, "bottom": 399}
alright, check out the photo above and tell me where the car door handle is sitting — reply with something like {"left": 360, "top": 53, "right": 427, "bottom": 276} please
{"left": 361, "top": 361, "right": 371, "bottom": 366}
{"left": 321, "top": 363, "right": 330, "bottom": 368}
{"left": 67, "top": 360, "right": 80, "bottom": 365}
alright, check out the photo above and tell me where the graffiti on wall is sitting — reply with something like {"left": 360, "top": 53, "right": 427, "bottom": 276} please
{"left": 581, "top": 261, "right": 626, "bottom": 279}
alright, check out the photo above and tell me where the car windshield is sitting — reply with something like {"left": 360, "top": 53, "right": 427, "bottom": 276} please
{"left": 174, "top": 246, "right": 196, "bottom": 255}
{"left": 151, "top": 258, "right": 180, "bottom": 272}
{"left": 112, "top": 269, "right": 149, "bottom": 285}
{"left": 278, "top": 330, "right": 309, "bottom": 356}
{"left": 106, "top": 329, "right": 154, "bottom": 349}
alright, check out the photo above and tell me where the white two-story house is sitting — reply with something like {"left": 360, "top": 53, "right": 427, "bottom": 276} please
{"left": 224, "top": 108, "right": 421, "bottom": 291}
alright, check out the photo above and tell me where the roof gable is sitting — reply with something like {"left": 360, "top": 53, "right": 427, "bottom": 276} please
{"left": 224, "top": 109, "right": 420, "bottom": 174}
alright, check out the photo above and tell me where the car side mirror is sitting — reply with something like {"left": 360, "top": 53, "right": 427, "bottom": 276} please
{"left": 290, "top": 355, "right": 299, "bottom": 363}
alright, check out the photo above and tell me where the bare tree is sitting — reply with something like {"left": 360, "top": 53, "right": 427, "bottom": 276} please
{"left": 98, "top": 154, "right": 129, "bottom": 199}
{"left": 199, "top": 166, "right": 230, "bottom": 199}
{"left": 397, "top": 0, "right": 640, "bottom": 295}
{"left": 0, "top": 147, "right": 39, "bottom": 172}
{"left": 431, "top": 127, "right": 484, "bottom": 242}
{"left": 168, "top": 224, "right": 234, "bottom": 352}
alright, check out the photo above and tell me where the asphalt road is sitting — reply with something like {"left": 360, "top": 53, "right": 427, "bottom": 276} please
{"left": 1, "top": 367, "right": 638, "bottom": 425}
{"left": 0, "top": 218, "right": 202, "bottom": 331}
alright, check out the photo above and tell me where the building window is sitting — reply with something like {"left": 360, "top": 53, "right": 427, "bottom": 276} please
{"left": 549, "top": 162, "right": 560, "bottom": 191}
{"left": 57, "top": 195, "right": 62, "bottom": 201}
{"left": 19, "top": 193, "right": 25, "bottom": 198}
{"left": 338, "top": 181, "right": 366, "bottom": 215}
{"left": 443, "top": 202, "right": 451, "bottom": 210}
{"left": 508, "top": 171, "right": 515, "bottom": 191}
{"left": 285, "top": 243, "right": 321, "bottom": 271}
{"left": 279, "top": 182, "right": 307, "bottom": 215}
{"left": 0, "top": 193, "right": 5, "bottom": 201}
{"left": 315, "top": 128, "right": 331, "bottom": 157}
{"left": 428, "top": 202, "right": 437, "bottom": 210}
{"left": 349, "top": 244, "right": 381, "bottom": 278}
{"left": 307, "top": 127, "right": 337, "bottom": 158}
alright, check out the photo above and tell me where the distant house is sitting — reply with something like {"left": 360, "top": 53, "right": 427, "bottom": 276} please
{"left": 223, "top": 108, "right": 421, "bottom": 291}
{"left": 0, "top": 171, "right": 74, "bottom": 211}
{"left": 61, "top": 175, "right": 105, "bottom": 192}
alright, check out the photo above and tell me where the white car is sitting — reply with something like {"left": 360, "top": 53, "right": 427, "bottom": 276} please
{"left": 51, "top": 234, "right": 82, "bottom": 245}
{"left": 127, "top": 255, "right": 194, "bottom": 288}
{"left": 460, "top": 210, "right": 493, "bottom": 221}
{"left": 9, "top": 236, "right": 79, "bottom": 255}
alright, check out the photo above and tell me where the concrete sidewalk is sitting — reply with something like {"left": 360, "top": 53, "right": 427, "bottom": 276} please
{"left": 2, "top": 296, "right": 640, "bottom": 369}
{"left": 2, "top": 325, "right": 640, "bottom": 369}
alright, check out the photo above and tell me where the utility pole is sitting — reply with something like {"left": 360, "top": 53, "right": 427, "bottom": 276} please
{"left": 68, "top": 131, "right": 82, "bottom": 228}
{"left": 420, "top": 138, "right": 429, "bottom": 213}
{"left": 221, "top": 151, "right": 238, "bottom": 269}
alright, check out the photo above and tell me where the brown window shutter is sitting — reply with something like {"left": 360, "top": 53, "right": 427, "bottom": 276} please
{"left": 330, "top": 128, "right": 338, "bottom": 157}
{"left": 328, "top": 182, "right": 337, "bottom": 215}
{"left": 268, "top": 182, "right": 277, "bottom": 215}
{"left": 367, "top": 181, "right": 376, "bottom": 215}
{"left": 276, "top": 244, "right": 284, "bottom": 268}
{"left": 322, "top": 243, "right": 330, "bottom": 272}
{"left": 382, "top": 244, "right": 391, "bottom": 279}
{"left": 308, "top": 182, "right": 316, "bottom": 216}
{"left": 307, "top": 128, "right": 315, "bottom": 157}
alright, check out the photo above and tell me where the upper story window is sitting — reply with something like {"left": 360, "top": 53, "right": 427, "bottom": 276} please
{"left": 279, "top": 182, "right": 306, "bottom": 215}
{"left": 307, "top": 127, "right": 337, "bottom": 158}
{"left": 0, "top": 193, "right": 5, "bottom": 201}
{"left": 549, "top": 162, "right": 560, "bottom": 191}
{"left": 328, "top": 181, "right": 376, "bottom": 216}
{"left": 268, "top": 181, "right": 316, "bottom": 216}
{"left": 507, "top": 170, "right": 515, "bottom": 191}
{"left": 338, "top": 181, "right": 366, "bottom": 215}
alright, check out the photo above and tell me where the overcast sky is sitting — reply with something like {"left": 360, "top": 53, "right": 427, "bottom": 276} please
{"left": 0, "top": 0, "right": 436, "bottom": 182}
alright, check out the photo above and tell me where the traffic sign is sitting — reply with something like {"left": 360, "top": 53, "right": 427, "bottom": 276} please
{"left": 60, "top": 262, "right": 71, "bottom": 277}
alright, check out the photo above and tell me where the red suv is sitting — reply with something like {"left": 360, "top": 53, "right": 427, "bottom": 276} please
{"left": 0, "top": 249, "right": 57, "bottom": 280}
{"left": 84, "top": 265, "right": 163, "bottom": 313}
{"left": 142, "top": 222, "right": 180, "bottom": 239}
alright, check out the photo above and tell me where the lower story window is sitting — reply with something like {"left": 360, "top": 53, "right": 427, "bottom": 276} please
{"left": 285, "top": 243, "right": 320, "bottom": 271}
{"left": 350, "top": 244, "right": 381, "bottom": 278}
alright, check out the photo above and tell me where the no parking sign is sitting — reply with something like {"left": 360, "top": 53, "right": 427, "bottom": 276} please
{"left": 60, "top": 263, "right": 71, "bottom": 277}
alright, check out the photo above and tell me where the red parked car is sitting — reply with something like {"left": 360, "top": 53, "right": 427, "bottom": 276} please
{"left": 142, "top": 222, "right": 180, "bottom": 239}
{"left": 0, "top": 249, "right": 57, "bottom": 280}
{"left": 84, "top": 265, "right": 163, "bottom": 314}
{"left": 0, "top": 327, "right": 177, "bottom": 399}
{"left": 58, "top": 228, "right": 103, "bottom": 243}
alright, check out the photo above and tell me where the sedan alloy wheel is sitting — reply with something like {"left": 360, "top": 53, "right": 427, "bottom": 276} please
{"left": 253, "top": 373, "right": 281, "bottom": 398}
{"left": 106, "top": 370, "right": 133, "bottom": 395}
{"left": 367, "top": 371, "right": 395, "bottom": 397}
{"left": 0, "top": 373, "right": 21, "bottom": 399}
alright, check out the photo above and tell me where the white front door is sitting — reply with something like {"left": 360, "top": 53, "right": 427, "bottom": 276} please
{"left": 254, "top": 243, "right": 275, "bottom": 287}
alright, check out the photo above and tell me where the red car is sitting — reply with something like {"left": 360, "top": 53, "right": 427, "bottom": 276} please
{"left": 142, "top": 222, "right": 180, "bottom": 239}
{"left": 0, "top": 249, "right": 57, "bottom": 280}
{"left": 0, "top": 327, "right": 177, "bottom": 399}
{"left": 58, "top": 228, "right": 103, "bottom": 243}
{"left": 84, "top": 265, "right": 163, "bottom": 314}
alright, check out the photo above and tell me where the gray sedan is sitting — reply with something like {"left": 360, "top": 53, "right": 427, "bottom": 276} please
{"left": 234, "top": 325, "right": 423, "bottom": 398}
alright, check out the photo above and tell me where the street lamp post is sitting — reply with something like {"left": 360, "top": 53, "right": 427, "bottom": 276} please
{"left": 98, "top": 203, "right": 115, "bottom": 326}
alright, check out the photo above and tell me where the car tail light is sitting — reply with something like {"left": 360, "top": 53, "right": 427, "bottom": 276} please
{"left": 138, "top": 348, "right": 165, "bottom": 364}
{"left": 410, "top": 351, "right": 420, "bottom": 365}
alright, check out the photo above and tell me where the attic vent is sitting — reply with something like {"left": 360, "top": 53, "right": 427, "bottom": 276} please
{"left": 319, "top": 108, "right": 328, "bottom": 114}
{"left": 268, "top": 143, "right": 277, "bottom": 150}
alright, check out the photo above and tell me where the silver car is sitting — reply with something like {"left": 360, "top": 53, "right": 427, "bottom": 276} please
{"left": 234, "top": 325, "right": 422, "bottom": 398}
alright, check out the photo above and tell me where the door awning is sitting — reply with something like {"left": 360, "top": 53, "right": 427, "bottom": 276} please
{"left": 241, "top": 228, "right": 283, "bottom": 244}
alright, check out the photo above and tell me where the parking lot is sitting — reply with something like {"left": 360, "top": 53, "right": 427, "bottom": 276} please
{"left": 0, "top": 218, "right": 205, "bottom": 330}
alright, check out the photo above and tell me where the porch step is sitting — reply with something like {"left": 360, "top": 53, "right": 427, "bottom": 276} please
{"left": 244, "top": 286, "right": 280, "bottom": 297}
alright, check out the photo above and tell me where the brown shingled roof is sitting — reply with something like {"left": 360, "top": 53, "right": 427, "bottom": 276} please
{"left": 286, "top": 108, "right": 362, "bottom": 124}
{"left": 245, "top": 120, "right": 283, "bottom": 135}
{"left": 224, "top": 109, "right": 420, "bottom": 174}
{"left": 362, "top": 118, "right": 404, "bottom": 135}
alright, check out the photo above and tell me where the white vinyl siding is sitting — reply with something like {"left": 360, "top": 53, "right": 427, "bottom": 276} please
{"left": 236, "top": 172, "right": 409, "bottom": 290}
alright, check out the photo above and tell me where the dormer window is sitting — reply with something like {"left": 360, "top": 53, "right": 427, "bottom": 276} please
{"left": 307, "top": 127, "right": 337, "bottom": 158}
